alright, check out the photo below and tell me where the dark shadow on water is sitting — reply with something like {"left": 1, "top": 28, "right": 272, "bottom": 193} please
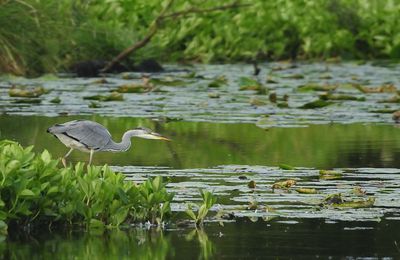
{"left": 2, "top": 218, "right": 400, "bottom": 259}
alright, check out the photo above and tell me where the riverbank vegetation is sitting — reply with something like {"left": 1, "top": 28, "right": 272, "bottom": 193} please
{"left": 1, "top": 0, "right": 400, "bottom": 75}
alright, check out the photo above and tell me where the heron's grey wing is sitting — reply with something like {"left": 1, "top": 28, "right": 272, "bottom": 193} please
{"left": 48, "top": 120, "right": 112, "bottom": 150}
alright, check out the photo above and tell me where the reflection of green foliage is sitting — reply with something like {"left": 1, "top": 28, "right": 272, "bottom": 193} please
{"left": 186, "top": 229, "right": 216, "bottom": 260}
{"left": 4, "top": 229, "right": 173, "bottom": 260}
{"left": 185, "top": 190, "right": 217, "bottom": 227}
{"left": 0, "top": 140, "right": 174, "bottom": 230}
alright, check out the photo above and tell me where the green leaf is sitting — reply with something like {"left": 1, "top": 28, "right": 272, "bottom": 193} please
{"left": 41, "top": 150, "right": 51, "bottom": 163}
{"left": 19, "top": 189, "right": 35, "bottom": 197}
{"left": 89, "top": 219, "right": 105, "bottom": 229}
{"left": 185, "top": 209, "right": 197, "bottom": 220}
{"left": 47, "top": 186, "right": 59, "bottom": 195}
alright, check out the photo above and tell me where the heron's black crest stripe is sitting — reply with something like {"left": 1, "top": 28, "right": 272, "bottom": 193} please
{"left": 62, "top": 132, "right": 91, "bottom": 149}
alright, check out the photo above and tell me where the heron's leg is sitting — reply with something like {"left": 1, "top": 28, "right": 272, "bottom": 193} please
{"left": 88, "top": 149, "right": 94, "bottom": 165}
{"left": 62, "top": 148, "right": 74, "bottom": 168}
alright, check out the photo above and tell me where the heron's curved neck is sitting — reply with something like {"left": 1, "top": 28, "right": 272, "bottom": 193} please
{"left": 106, "top": 130, "right": 142, "bottom": 152}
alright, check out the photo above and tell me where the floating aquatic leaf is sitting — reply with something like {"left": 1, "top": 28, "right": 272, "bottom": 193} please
{"left": 283, "top": 74, "right": 304, "bottom": 79}
{"left": 353, "top": 83, "right": 398, "bottom": 93}
{"left": 13, "top": 99, "right": 41, "bottom": 104}
{"left": 370, "top": 109, "right": 398, "bottom": 114}
{"left": 266, "top": 76, "right": 278, "bottom": 84}
{"left": 297, "top": 84, "right": 337, "bottom": 92}
{"left": 272, "top": 179, "right": 296, "bottom": 189}
{"left": 296, "top": 188, "right": 318, "bottom": 194}
{"left": 352, "top": 186, "right": 366, "bottom": 196}
{"left": 208, "top": 75, "right": 227, "bottom": 88}
{"left": 9, "top": 85, "right": 47, "bottom": 98}
{"left": 84, "top": 92, "right": 123, "bottom": 101}
{"left": 92, "top": 78, "right": 108, "bottom": 84}
{"left": 249, "top": 97, "right": 267, "bottom": 106}
{"left": 323, "top": 193, "right": 375, "bottom": 208}
{"left": 331, "top": 197, "right": 375, "bottom": 208}
{"left": 301, "top": 100, "right": 333, "bottom": 109}
{"left": 115, "top": 84, "right": 149, "bottom": 93}
{"left": 378, "top": 95, "right": 400, "bottom": 103}
{"left": 208, "top": 92, "right": 220, "bottom": 98}
{"left": 277, "top": 102, "right": 289, "bottom": 108}
{"left": 319, "top": 93, "right": 366, "bottom": 101}
{"left": 319, "top": 170, "right": 342, "bottom": 179}
{"left": 239, "top": 77, "right": 267, "bottom": 94}
{"left": 247, "top": 180, "right": 256, "bottom": 189}
{"left": 279, "top": 164, "right": 295, "bottom": 170}
{"left": 393, "top": 111, "right": 400, "bottom": 122}
{"left": 88, "top": 101, "right": 101, "bottom": 108}
{"left": 269, "top": 92, "right": 277, "bottom": 103}
{"left": 50, "top": 97, "right": 61, "bottom": 104}
{"left": 150, "top": 77, "right": 188, "bottom": 86}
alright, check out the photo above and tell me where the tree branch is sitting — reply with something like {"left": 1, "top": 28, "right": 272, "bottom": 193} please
{"left": 101, "top": 1, "right": 251, "bottom": 73}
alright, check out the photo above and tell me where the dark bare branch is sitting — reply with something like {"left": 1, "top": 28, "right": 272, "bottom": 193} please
{"left": 101, "top": 1, "right": 251, "bottom": 73}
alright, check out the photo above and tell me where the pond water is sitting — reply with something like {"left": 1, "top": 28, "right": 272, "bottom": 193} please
{"left": 1, "top": 115, "right": 400, "bottom": 258}
{"left": 1, "top": 61, "right": 400, "bottom": 258}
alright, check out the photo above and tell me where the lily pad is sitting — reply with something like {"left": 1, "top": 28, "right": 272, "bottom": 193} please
{"left": 208, "top": 75, "right": 227, "bottom": 88}
{"left": 239, "top": 77, "right": 267, "bottom": 94}
{"left": 50, "top": 97, "right": 61, "bottom": 104}
{"left": 9, "top": 85, "right": 47, "bottom": 98}
{"left": 319, "top": 93, "right": 366, "bottom": 101}
{"left": 279, "top": 164, "right": 295, "bottom": 170}
{"left": 115, "top": 84, "right": 149, "bottom": 93}
{"left": 301, "top": 100, "right": 333, "bottom": 109}
{"left": 298, "top": 84, "right": 337, "bottom": 92}
{"left": 272, "top": 179, "right": 296, "bottom": 189}
{"left": 84, "top": 92, "right": 124, "bottom": 101}
{"left": 353, "top": 83, "right": 398, "bottom": 93}
{"left": 150, "top": 77, "right": 188, "bottom": 86}
{"left": 296, "top": 188, "right": 318, "bottom": 194}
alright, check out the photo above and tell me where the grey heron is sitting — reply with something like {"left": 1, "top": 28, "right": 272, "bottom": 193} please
{"left": 47, "top": 120, "right": 170, "bottom": 167}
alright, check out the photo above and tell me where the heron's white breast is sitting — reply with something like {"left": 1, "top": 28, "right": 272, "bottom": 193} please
{"left": 55, "top": 134, "right": 91, "bottom": 152}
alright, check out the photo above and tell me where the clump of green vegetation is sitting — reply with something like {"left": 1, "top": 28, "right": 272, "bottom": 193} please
{"left": 0, "top": 140, "right": 174, "bottom": 232}
{"left": 319, "top": 169, "right": 343, "bottom": 180}
{"left": 239, "top": 77, "right": 267, "bottom": 94}
{"left": 208, "top": 75, "right": 227, "bottom": 88}
{"left": 185, "top": 190, "right": 217, "bottom": 227}
{"left": 272, "top": 179, "right": 297, "bottom": 190}
{"left": 2, "top": 0, "right": 400, "bottom": 75}
{"left": 115, "top": 84, "right": 150, "bottom": 93}
{"left": 83, "top": 92, "right": 124, "bottom": 102}
{"left": 322, "top": 193, "right": 375, "bottom": 208}
{"left": 9, "top": 85, "right": 47, "bottom": 98}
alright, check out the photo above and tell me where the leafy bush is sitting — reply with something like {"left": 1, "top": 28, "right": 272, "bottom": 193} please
{"left": 0, "top": 140, "right": 174, "bottom": 232}
{"left": 2, "top": 0, "right": 400, "bottom": 75}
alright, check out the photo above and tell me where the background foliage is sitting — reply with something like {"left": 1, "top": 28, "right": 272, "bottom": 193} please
{"left": 1, "top": 0, "right": 400, "bottom": 75}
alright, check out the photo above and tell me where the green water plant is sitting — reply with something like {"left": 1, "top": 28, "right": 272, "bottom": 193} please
{"left": 0, "top": 140, "right": 174, "bottom": 231}
{"left": 185, "top": 190, "right": 217, "bottom": 227}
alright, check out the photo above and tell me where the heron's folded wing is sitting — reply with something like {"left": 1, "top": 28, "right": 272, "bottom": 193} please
{"left": 51, "top": 120, "right": 112, "bottom": 150}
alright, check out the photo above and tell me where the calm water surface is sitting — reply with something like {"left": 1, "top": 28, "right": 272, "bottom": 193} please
{"left": 1, "top": 115, "right": 400, "bottom": 259}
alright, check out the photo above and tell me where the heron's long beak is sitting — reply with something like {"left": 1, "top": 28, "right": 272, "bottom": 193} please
{"left": 140, "top": 132, "right": 171, "bottom": 141}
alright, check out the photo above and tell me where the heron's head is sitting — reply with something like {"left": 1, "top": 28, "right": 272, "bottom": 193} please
{"left": 133, "top": 127, "right": 171, "bottom": 141}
